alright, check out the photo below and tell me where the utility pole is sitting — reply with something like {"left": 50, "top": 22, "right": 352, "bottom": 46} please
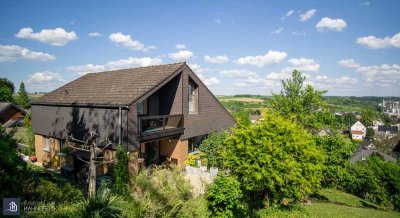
{"left": 67, "top": 131, "right": 113, "bottom": 198}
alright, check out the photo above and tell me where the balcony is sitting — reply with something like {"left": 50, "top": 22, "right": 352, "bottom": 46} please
{"left": 139, "top": 114, "right": 184, "bottom": 141}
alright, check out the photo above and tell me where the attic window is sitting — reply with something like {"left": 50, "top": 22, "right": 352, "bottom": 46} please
{"left": 188, "top": 79, "right": 198, "bottom": 114}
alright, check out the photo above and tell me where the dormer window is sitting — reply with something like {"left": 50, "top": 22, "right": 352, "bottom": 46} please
{"left": 188, "top": 80, "right": 198, "bottom": 114}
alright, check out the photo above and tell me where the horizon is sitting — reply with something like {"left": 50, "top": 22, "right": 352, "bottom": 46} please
{"left": 0, "top": 0, "right": 399, "bottom": 96}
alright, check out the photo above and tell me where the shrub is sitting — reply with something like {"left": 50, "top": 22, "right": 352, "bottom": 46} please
{"left": 177, "top": 196, "right": 211, "bottom": 218}
{"left": 76, "top": 189, "right": 122, "bottom": 218}
{"left": 207, "top": 176, "right": 244, "bottom": 217}
{"left": 199, "top": 131, "right": 228, "bottom": 168}
{"left": 113, "top": 145, "right": 129, "bottom": 194}
{"left": 223, "top": 113, "right": 325, "bottom": 205}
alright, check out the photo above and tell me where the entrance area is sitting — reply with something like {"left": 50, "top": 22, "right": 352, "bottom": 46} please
{"left": 142, "top": 141, "right": 160, "bottom": 165}
{"left": 140, "top": 138, "right": 189, "bottom": 168}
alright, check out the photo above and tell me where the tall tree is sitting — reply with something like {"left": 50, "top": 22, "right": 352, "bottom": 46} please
{"left": 0, "top": 77, "right": 15, "bottom": 102}
{"left": 16, "top": 82, "right": 30, "bottom": 109}
{"left": 270, "top": 70, "right": 329, "bottom": 130}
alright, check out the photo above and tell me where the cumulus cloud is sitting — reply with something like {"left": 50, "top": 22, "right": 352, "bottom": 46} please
{"left": 204, "top": 55, "right": 229, "bottom": 64}
{"left": 88, "top": 32, "right": 102, "bottom": 37}
{"left": 219, "top": 69, "right": 258, "bottom": 78}
{"left": 271, "top": 27, "right": 284, "bottom": 34}
{"left": 0, "top": 44, "right": 55, "bottom": 62}
{"left": 176, "top": 44, "right": 186, "bottom": 49}
{"left": 316, "top": 17, "right": 347, "bottom": 31}
{"left": 168, "top": 50, "right": 194, "bottom": 61}
{"left": 338, "top": 59, "right": 360, "bottom": 68}
{"left": 197, "top": 73, "right": 219, "bottom": 86}
{"left": 67, "top": 64, "right": 106, "bottom": 75}
{"left": 299, "top": 9, "right": 316, "bottom": 22}
{"left": 25, "top": 71, "right": 67, "bottom": 92}
{"left": 288, "top": 58, "right": 320, "bottom": 72}
{"left": 282, "top": 10, "right": 294, "bottom": 20}
{"left": 15, "top": 27, "right": 78, "bottom": 46}
{"left": 109, "top": 32, "right": 156, "bottom": 52}
{"left": 236, "top": 50, "right": 287, "bottom": 67}
{"left": 106, "top": 57, "right": 162, "bottom": 70}
{"left": 356, "top": 32, "right": 400, "bottom": 49}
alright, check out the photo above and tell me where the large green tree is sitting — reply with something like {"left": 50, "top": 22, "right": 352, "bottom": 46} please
{"left": 16, "top": 82, "right": 30, "bottom": 109}
{"left": 361, "top": 108, "right": 378, "bottom": 127}
{"left": 0, "top": 77, "right": 15, "bottom": 102}
{"left": 223, "top": 112, "right": 325, "bottom": 204}
{"left": 270, "top": 70, "right": 330, "bottom": 130}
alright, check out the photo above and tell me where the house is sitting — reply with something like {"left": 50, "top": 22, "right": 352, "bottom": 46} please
{"left": 0, "top": 102, "right": 28, "bottom": 128}
{"left": 350, "top": 140, "right": 396, "bottom": 163}
{"left": 350, "top": 121, "right": 366, "bottom": 141}
{"left": 375, "top": 125, "right": 399, "bottom": 139}
{"left": 31, "top": 62, "right": 236, "bottom": 173}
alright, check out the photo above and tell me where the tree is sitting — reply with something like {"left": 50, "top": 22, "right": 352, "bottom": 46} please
{"left": 223, "top": 112, "right": 325, "bottom": 204}
{"left": 361, "top": 108, "right": 378, "bottom": 127}
{"left": 113, "top": 145, "right": 129, "bottom": 194}
{"left": 16, "top": 82, "right": 30, "bottom": 109}
{"left": 232, "top": 109, "right": 251, "bottom": 127}
{"left": 199, "top": 131, "right": 228, "bottom": 168}
{"left": 23, "top": 114, "right": 35, "bottom": 156}
{"left": 0, "top": 77, "right": 15, "bottom": 102}
{"left": 270, "top": 70, "right": 328, "bottom": 130}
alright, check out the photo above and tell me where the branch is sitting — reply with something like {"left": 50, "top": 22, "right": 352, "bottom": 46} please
{"left": 76, "top": 156, "right": 90, "bottom": 164}
{"left": 67, "top": 144, "right": 90, "bottom": 152}
{"left": 96, "top": 160, "right": 115, "bottom": 166}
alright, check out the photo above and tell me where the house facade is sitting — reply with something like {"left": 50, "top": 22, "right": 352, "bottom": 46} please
{"left": 351, "top": 121, "right": 366, "bottom": 141}
{"left": 31, "top": 63, "right": 235, "bottom": 174}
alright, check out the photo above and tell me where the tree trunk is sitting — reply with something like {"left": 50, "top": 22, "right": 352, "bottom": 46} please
{"left": 88, "top": 144, "right": 96, "bottom": 198}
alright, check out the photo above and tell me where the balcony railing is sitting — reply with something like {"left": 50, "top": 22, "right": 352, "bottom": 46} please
{"left": 139, "top": 114, "right": 184, "bottom": 141}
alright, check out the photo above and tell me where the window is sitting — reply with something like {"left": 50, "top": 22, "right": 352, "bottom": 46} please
{"left": 43, "top": 137, "right": 51, "bottom": 152}
{"left": 188, "top": 80, "right": 198, "bottom": 113}
{"left": 137, "top": 99, "right": 148, "bottom": 115}
{"left": 188, "top": 134, "right": 207, "bottom": 153}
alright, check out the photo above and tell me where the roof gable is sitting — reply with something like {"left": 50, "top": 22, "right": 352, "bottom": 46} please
{"left": 32, "top": 62, "right": 186, "bottom": 107}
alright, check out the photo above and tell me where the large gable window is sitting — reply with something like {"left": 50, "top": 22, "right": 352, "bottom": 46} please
{"left": 188, "top": 80, "right": 198, "bottom": 114}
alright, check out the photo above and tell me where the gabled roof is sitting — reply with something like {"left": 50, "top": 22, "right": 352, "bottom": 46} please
{"left": 32, "top": 62, "right": 186, "bottom": 107}
{"left": 350, "top": 149, "right": 396, "bottom": 163}
{"left": 377, "top": 125, "right": 399, "bottom": 134}
{"left": 0, "top": 102, "right": 27, "bottom": 115}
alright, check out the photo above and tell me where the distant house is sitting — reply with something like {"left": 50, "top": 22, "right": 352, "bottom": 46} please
{"left": 351, "top": 121, "right": 366, "bottom": 141}
{"left": 375, "top": 125, "right": 399, "bottom": 139}
{"left": 31, "top": 62, "right": 236, "bottom": 172}
{"left": 350, "top": 140, "right": 396, "bottom": 163}
{"left": 0, "top": 102, "right": 28, "bottom": 128}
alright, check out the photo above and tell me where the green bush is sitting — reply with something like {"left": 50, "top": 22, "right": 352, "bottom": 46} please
{"left": 199, "top": 131, "right": 228, "bottom": 168}
{"left": 223, "top": 113, "right": 325, "bottom": 205}
{"left": 76, "top": 189, "right": 122, "bottom": 218}
{"left": 113, "top": 145, "right": 129, "bottom": 195}
{"left": 207, "top": 176, "right": 244, "bottom": 217}
{"left": 177, "top": 196, "right": 211, "bottom": 218}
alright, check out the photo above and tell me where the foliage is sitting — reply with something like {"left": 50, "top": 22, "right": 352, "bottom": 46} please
{"left": 16, "top": 82, "right": 30, "bottom": 109}
{"left": 24, "top": 113, "right": 35, "bottom": 155}
{"left": 113, "top": 145, "right": 129, "bottom": 195}
{"left": 0, "top": 77, "right": 15, "bottom": 102}
{"left": 201, "top": 158, "right": 208, "bottom": 166}
{"left": 132, "top": 165, "right": 195, "bottom": 217}
{"left": 232, "top": 109, "right": 251, "bottom": 126}
{"left": 314, "top": 134, "right": 358, "bottom": 188}
{"left": 367, "top": 127, "right": 375, "bottom": 139}
{"left": 270, "top": 70, "right": 328, "bottom": 130}
{"left": 255, "top": 204, "right": 308, "bottom": 218}
{"left": 0, "top": 126, "right": 27, "bottom": 198}
{"left": 223, "top": 112, "right": 325, "bottom": 205}
{"left": 207, "top": 176, "right": 244, "bottom": 217}
{"left": 76, "top": 189, "right": 122, "bottom": 218}
{"left": 184, "top": 151, "right": 205, "bottom": 167}
{"left": 361, "top": 108, "right": 379, "bottom": 127}
{"left": 199, "top": 131, "right": 228, "bottom": 168}
{"left": 343, "top": 156, "right": 400, "bottom": 211}
{"left": 28, "top": 178, "right": 84, "bottom": 203}
{"left": 177, "top": 196, "right": 211, "bottom": 218}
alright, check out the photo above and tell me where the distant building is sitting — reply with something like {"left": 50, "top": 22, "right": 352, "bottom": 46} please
{"left": 350, "top": 140, "right": 396, "bottom": 163}
{"left": 317, "top": 129, "right": 331, "bottom": 137}
{"left": 249, "top": 114, "right": 263, "bottom": 123}
{"left": 351, "top": 121, "right": 366, "bottom": 141}
{"left": 375, "top": 125, "right": 399, "bottom": 139}
{"left": 380, "top": 99, "right": 400, "bottom": 115}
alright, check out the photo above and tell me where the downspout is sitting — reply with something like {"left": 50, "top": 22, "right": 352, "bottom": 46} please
{"left": 118, "top": 107, "right": 122, "bottom": 145}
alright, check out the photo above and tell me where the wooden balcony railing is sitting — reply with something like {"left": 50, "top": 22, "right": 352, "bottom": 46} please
{"left": 138, "top": 114, "right": 184, "bottom": 141}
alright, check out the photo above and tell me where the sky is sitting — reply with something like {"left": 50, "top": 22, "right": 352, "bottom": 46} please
{"left": 0, "top": 0, "right": 399, "bottom": 96}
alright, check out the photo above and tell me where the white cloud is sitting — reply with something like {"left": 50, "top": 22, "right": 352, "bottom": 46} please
{"left": 197, "top": 73, "right": 219, "bottom": 86}
{"left": 0, "top": 44, "right": 55, "bottom": 62}
{"left": 168, "top": 50, "right": 194, "bottom": 61}
{"left": 236, "top": 50, "right": 287, "bottom": 67}
{"left": 271, "top": 27, "right": 284, "bottom": 34}
{"left": 316, "top": 17, "right": 347, "bottom": 32}
{"left": 15, "top": 27, "right": 78, "bottom": 46}
{"left": 67, "top": 64, "right": 106, "bottom": 75}
{"left": 109, "top": 32, "right": 156, "bottom": 52}
{"left": 25, "top": 71, "right": 67, "bottom": 92}
{"left": 106, "top": 57, "right": 162, "bottom": 70}
{"left": 219, "top": 69, "right": 258, "bottom": 78}
{"left": 356, "top": 32, "right": 400, "bottom": 49}
{"left": 176, "top": 44, "right": 186, "bottom": 49}
{"left": 292, "top": 31, "right": 306, "bottom": 36}
{"left": 27, "top": 71, "right": 65, "bottom": 83}
{"left": 288, "top": 58, "right": 320, "bottom": 72}
{"left": 88, "top": 32, "right": 102, "bottom": 37}
{"left": 299, "top": 9, "right": 316, "bottom": 22}
{"left": 338, "top": 59, "right": 360, "bottom": 68}
{"left": 282, "top": 10, "right": 294, "bottom": 20}
{"left": 204, "top": 55, "right": 229, "bottom": 64}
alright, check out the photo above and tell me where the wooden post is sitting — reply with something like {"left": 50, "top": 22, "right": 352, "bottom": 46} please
{"left": 88, "top": 140, "right": 96, "bottom": 198}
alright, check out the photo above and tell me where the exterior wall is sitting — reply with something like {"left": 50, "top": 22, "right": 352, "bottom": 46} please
{"left": 31, "top": 105, "right": 129, "bottom": 148}
{"left": 352, "top": 134, "right": 363, "bottom": 140}
{"left": 34, "top": 134, "right": 61, "bottom": 166}
{"left": 181, "top": 66, "right": 236, "bottom": 139}
{"left": 351, "top": 121, "right": 366, "bottom": 138}
{"left": 159, "top": 138, "right": 188, "bottom": 168}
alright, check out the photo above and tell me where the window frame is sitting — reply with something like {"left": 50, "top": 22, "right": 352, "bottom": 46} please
{"left": 188, "top": 79, "right": 198, "bottom": 114}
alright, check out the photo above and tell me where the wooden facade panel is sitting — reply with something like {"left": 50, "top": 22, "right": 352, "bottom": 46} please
{"left": 159, "top": 138, "right": 188, "bottom": 168}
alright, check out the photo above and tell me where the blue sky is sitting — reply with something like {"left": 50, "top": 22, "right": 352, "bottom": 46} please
{"left": 0, "top": 0, "right": 399, "bottom": 96}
